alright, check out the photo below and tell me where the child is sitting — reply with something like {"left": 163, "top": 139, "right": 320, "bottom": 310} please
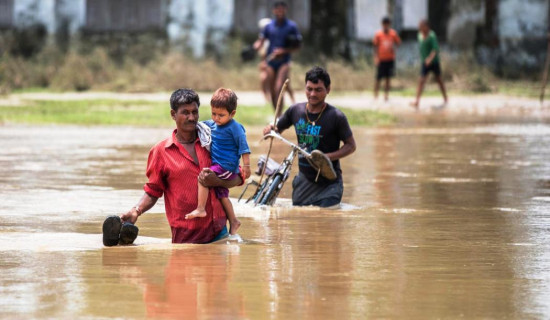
{"left": 411, "top": 19, "right": 448, "bottom": 108}
{"left": 185, "top": 88, "right": 251, "bottom": 235}
{"left": 373, "top": 16, "right": 401, "bottom": 101}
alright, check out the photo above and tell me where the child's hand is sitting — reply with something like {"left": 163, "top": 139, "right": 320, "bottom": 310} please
{"left": 243, "top": 166, "right": 251, "bottom": 180}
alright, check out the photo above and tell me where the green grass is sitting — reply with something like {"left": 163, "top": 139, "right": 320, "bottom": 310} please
{"left": 10, "top": 87, "right": 60, "bottom": 94}
{"left": 0, "top": 99, "right": 396, "bottom": 127}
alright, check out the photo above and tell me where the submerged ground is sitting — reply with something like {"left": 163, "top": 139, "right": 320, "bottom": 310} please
{"left": 1, "top": 93, "right": 550, "bottom": 319}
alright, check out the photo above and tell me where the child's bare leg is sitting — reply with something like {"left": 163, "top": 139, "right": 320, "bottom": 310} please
{"left": 411, "top": 76, "right": 427, "bottom": 108}
{"left": 185, "top": 183, "right": 208, "bottom": 219}
{"left": 384, "top": 78, "right": 390, "bottom": 101}
{"left": 220, "top": 197, "right": 241, "bottom": 235}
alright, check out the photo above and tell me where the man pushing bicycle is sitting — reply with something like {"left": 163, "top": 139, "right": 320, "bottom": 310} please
{"left": 263, "top": 66, "right": 356, "bottom": 207}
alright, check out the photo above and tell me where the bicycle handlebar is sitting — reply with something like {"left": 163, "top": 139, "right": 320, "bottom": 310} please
{"left": 263, "top": 131, "right": 312, "bottom": 157}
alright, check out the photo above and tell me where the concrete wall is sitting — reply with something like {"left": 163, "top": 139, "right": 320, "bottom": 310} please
{"left": 496, "top": 0, "right": 549, "bottom": 75}
{"left": 446, "top": 0, "right": 485, "bottom": 49}
{"left": 499, "top": 0, "right": 548, "bottom": 40}
{"left": 354, "top": 0, "right": 388, "bottom": 41}
{"left": 2, "top": 0, "right": 548, "bottom": 75}
{"left": 167, "top": 0, "right": 233, "bottom": 58}
{"left": 54, "top": 0, "right": 85, "bottom": 35}
{"left": 0, "top": 0, "right": 14, "bottom": 28}
{"left": 232, "top": 0, "right": 310, "bottom": 34}
{"left": 13, "top": 0, "right": 55, "bottom": 33}
{"left": 402, "top": 0, "right": 427, "bottom": 30}
{"left": 85, "top": 0, "right": 166, "bottom": 32}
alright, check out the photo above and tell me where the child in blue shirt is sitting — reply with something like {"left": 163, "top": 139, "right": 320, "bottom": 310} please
{"left": 185, "top": 88, "right": 251, "bottom": 235}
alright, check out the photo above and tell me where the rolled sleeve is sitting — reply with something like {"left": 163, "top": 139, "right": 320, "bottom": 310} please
{"left": 143, "top": 146, "right": 165, "bottom": 198}
{"left": 276, "top": 106, "right": 293, "bottom": 132}
{"left": 237, "top": 134, "right": 250, "bottom": 156}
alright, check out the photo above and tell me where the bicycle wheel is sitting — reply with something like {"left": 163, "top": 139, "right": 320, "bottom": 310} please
{"left": 251, "top": 178, "right": 270, "bottom": 204}
{"left": 259, "top": 175, "right": 282, "bottom": 206}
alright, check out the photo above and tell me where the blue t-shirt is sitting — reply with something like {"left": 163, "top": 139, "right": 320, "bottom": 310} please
{"left": 261, "top": 18, "right": 301, "bottom": 64}
{"left": 204, "top": 119, "right": 250, "bottom": 173}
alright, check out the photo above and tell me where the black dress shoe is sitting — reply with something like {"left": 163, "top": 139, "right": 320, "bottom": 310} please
{"left": 102, "top": 215, "right": 122, "bottom": 247}
{"left": 119, "top": 222, "right": 139, "bottom": 245}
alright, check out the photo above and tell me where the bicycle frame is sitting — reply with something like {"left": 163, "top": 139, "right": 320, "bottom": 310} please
{"left": 238, "top": 131, "right": 309, "bottom": 206}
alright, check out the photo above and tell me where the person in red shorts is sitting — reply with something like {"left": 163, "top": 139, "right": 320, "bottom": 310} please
{"left": 373, "top": 17, "right": 401, "bottom": 101}
{"left": 118, "top": 89, "right": 243, "bottom": 244}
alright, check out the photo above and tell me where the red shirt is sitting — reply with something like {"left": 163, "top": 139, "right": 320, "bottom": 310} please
{"left": 373, "top": 29, "right": 401, "bottom": 62}
{"left": 144, "top": 130, "right": 232, "bottom": 244}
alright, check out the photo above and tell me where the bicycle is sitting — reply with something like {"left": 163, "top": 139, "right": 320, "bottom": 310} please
{"left": 238, "top": 130, "right": 336, "bottom": 206}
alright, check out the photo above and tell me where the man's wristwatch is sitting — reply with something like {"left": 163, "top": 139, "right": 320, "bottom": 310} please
{"left": 134, "top": 206, "right": 143, "bottom": 216}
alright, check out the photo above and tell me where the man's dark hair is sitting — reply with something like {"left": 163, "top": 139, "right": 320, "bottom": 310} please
{"left": 382, "top": 17, "right": 391, "bottom": 24}
{"left": 273, "top": 1, "right": 287, "bottom": 8}
{"left": 305, "top": 66, "right": 331, "bottom": 88}
{"left": 170, "top": 88, "right": 200, "bottom": 111}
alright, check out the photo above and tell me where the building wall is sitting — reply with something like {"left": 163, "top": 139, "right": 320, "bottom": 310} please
{"left": 84, "top": 0, "right": 166, "bottom": 32}
{"left": 232, "top": 0, "right": 310, "bottom": 34}
{"left": 54, "top": 0, "right": 85, "bottom": 35}
{"left": 1, "top": 0, "right": 548, "bottom": 74}
{"left": 0, "top": 0, "right": 14, "bottom": 28}
{"left": 446, "top": 0, "right": 485, "bottom": 49}
{"left": 354, "top": 0, "right": 388, "bottom": 41}
{"left": 167, "top": 0, "right": 233, "bottom": 58}
{"left": 496, "top": 0, "right": 549, "bottom": 75}
{"left": 13, "top": 0, "right": 55, "bottom": 33}
{"left": 402, "top": 0, "right": 427, "bottom": 30}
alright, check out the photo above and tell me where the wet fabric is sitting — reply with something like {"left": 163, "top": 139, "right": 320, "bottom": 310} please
{"left": 277, "top": 102, "right": 353, "bottom": 186}
{"left": 208, "top": 226, "right": 228, "bottom": 243}
{"left": 291, "top": 173, "right": 343, "bottom": 207}
{"left": 144, "top": 130, "right": 229, "bottom": 244}
{"left": 373, "top": 29, "right": 401, "bottom": 62}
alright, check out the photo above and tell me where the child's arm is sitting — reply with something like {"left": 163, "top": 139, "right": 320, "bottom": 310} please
{"left": 242, "top": 153, "right": 251, "bottom": 180}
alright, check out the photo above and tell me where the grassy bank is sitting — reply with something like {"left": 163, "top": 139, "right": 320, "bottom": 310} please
{"left": 0, "top": 99, "right": 395, "bottom": 127}
{"left": 0, "top": 44, "right": 542, "bottom": 98}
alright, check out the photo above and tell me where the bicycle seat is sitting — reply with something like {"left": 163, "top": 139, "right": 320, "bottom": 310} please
{"left": 256, "top": 155, "right": 281, "bottom": 176}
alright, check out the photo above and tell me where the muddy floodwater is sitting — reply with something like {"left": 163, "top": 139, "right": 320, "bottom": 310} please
{"left": 1, "top": 121, "right": 550, "bottom": 319}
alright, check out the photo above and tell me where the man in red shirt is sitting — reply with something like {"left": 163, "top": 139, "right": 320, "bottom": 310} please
{"left": 119, "top": 89, "right": 243, "bottom": 243}
{"left": 373, "top": 17, "right": 401, "bottom": 101}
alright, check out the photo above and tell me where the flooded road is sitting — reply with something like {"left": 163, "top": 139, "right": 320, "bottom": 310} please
{"left": 1, "top": 123, "right": 550, "bottom": 319}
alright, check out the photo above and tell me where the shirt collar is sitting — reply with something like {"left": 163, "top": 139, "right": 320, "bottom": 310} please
{"left": 165, "top": 129, "right": 200, "bottom": 148}
{"left": 275, "top": 18, "right": 288, "bottom": 26}
{"left": 165, "top": 129, "right": 178, "bottom": 148}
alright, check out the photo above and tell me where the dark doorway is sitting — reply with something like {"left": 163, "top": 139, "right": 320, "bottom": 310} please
{"left": 428, "top": 0, "right": 450, "bottom": 42}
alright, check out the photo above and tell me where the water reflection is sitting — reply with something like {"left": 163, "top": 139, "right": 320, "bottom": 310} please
{"left": 97, "top": 246, "right": 245, "bottom": 319}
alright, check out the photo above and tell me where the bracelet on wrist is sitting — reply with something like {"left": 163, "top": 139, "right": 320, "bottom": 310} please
{"left": 134, "top": 206, "right": 143, "bottom": 216}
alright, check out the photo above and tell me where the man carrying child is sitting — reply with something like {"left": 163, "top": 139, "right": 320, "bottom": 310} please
{"left": 111, "top": 89, "right": 246, "bottom": 244}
